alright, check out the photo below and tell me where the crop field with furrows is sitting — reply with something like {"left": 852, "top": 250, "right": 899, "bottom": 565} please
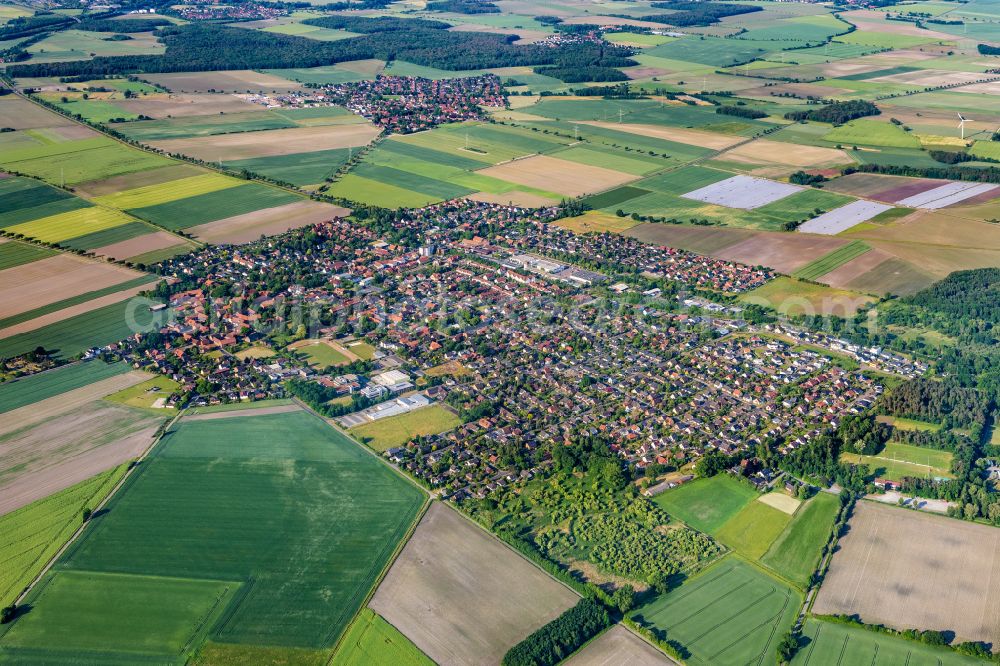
{"left": 0, "top": 177, "right": 90, "bottom": 228}
{"left": 5, "top": 206, "right": 138, "bottom": 245}
{"left": 633, "top": 557, "right": 801, "bottom": 666}
{"left": 127, "top": 183, "right": 302, "bottom": 230}
{"left": 115, "top": 105, "right": 359, "bottom": 141}
{"left": 813, "top": 501, "right": 1000, "bottom": 646}
{"left": 0, "top": 297, "right": 162, "bottom": 360}
{"left": 0, "top": 361, "right": 129, "bottom": 414}
{"left": 0, "top": 466, "right": 127, "bottom": 607}
{"left": 792, "top": 241, "right": 872, "bottom": 281}
{"left": 223, "top": 149, "right": 352, "bottom": 187}
{"left": 0, "top": 410, "right": 425, "bottom": 662}
{"left": 823, "top": 119, "right": 920, "bottom": 148}
{"left": 0, "top": 241, "right": 57, "bottom": 270}
{"left": 93, "top": 173, "right": 244, "bottom": 209}
{"left": 0, "top": 136, "right": 172, "bottom": 185}
{"left": 792, "top": 618, "right": 985, "bottom": 666}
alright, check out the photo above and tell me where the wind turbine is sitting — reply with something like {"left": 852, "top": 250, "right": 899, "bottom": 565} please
{"left": 958, "top": 112, "right": 972, "bottom": 140}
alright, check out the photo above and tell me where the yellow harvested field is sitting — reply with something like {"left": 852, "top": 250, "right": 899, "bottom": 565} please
{"left": 553, "top": 211, "right": 640, "bottom": 234}
{"left": 475, "top": 155, "right": 636, "bottom": 197}
{"left": 93, "top": 173, "right": 243, "bottom": 209}
{"left": 140, "top": 70, "right": 305, "bottom": 93}
{"left": 720, "top": 140, "right": 850, "bottom": 168}
{"left": 467, "top": 190, "right": 559, "bottom": 207}
{"left": 6, "top": 207, "right": 136, "bottom": 244}
{"left": 151, "top": 123, "right": 382, "bottom": 161}
{"left": 186, "top": 200, "right": 348, "bottom": 244}
{"left": 0, "top": 280, "right": 160, "bottom": 339}
{"left": 506, "top": 95, "right": 540, "bottom": 109}
{"left": 758, "top": 492, "right": 801, "bottom": 515}
{"left": 233, "top": 345, "right": 275, "bottom": 360}
{"left": 116, "top": 92, "right": 267, "bottom": 118}
{"left": 581, "top": 121, "right": 743, "bottom": 150}
{"left": 0, "top": 254, "right": 144, "bottom": 319}
{"left": 92, "top": 231, "right": 192, "bottom": 262}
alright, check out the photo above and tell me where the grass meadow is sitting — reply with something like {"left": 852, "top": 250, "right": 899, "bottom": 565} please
{"left": 330, "top": 608, "right": 433, "bottom": 666}
{"left": 714, "top": 500, "right": 793, "bottom": 560}
{"left": 0, "top": 410, "right": 424, "bottom": 662}
{"left": 841, "top": 441, "right": 954, "bottom": 481}
{"left": 350, "top": 404, "right": 463, "bottom": 452}
{"left": 652, "top": 475, "right": 758, "bottom": 534}
{"left": 760, "top": 492, "right": 839, "bottom": 587}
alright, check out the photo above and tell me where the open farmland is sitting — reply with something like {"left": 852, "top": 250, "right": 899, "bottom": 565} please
{"left": 150, "top": 123, "right": 381, "bottom": 161}
{"left": 478, "top": 155, "right": 637, "bottom": 198}
{"left": 797, "top": 201, "right": 895, "bottom": 235}
{"left": 370, "top": 502, "right": 578, "bottom": 665}
{"left": 0, "top": 136, "right": 172, "bottom": 185}
{"left": 349, "top": 404, "right": 463, "bottom": 452}
{"left": 0, "top": 241, "right": 56, "bottom": 270}
{"left": 813, "top": 501, "right": 1000, "bottom": 644}
{"left": 185, "top": 200, "right": 346, "bottom": 244}
{"left": 0, "top": 361, "right": 130, "bottom": 414}
{"left": 0, "top": 466, "right": 127, "bottom": 608}
{"left": 760, "top": 492, "right": 839, "bottom": 587}
{"left": 0, "top": 409, "right": 425, "bottom": 662}
{"left": 652, "top": 475, "right": 758, "bottom": 534}
{"left": 792, "top": 618, "right": 984, "bottom": 666}
{"left": 633, "top": 557, "right": 801, "bottom": 666}
{"left": 792, "top": 241, "right": 872, "bottom": 281}
{"left": 126, "top": 183, "right": 304, "bottom": 230}
{"left": 0, "top": 254, "right": 145, "bottom": 320}
{"left": 565, "top": 625, "right": 673, "bottom": 665}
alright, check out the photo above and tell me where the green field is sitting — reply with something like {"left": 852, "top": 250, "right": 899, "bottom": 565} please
{"left": 325, "top": 173, "right": 440, "bottom": 208}
{"left": 105, "top": 375, "right": 179, "bottom": 410}
{"left": 714, "top": 499, "right": 792, "bottom": 560}
{"left": 93, "top": 173, "right": 243, "bottom": 209}
{"left": 792, "top": 618, "right": 984, "bottom": 666}
{"left": 224, "top": 149, "right": 352, "bottom": 187}
{"left": 45, "top": 97, "right": 139, "bottom": 124}
{"left": 128, "top": 183, "right": 301, "bottom": 229}
{"left": 264, "top": 64, "right": 377, "bottom": 85}
{"left": 646, "top": 37, "right": 795, "bottom": 67}
{"left": 0, "top": 410, "right": 424, "bottom": 661}
{"left": 0, "top": 274, "right": 157, "bottom": 330}
{"left": 841, "top": 441, "right": 954, "bottom": 481}
{"left": 0, "top": 176, "right": 90, "bottom": 228}
{"left": 885, "top": 416, "right": 943, "bottom": 432}
{"left": 760, "top": 492, "right": 839, "bottom": 587}
{"left": 823, "top": 120, "right": 920, "bottom": 149}
{"left": 330, "top": 608, "right": 433, "bottom": 666}
{"left": 0, "top": 136, "right": 171, "bottom": 185}
{"left": 0, "top": 240, "right": 56, "bottom": 270}
{"left": 6, "top": 205, "right": 137, "bottom": 244}
{"left": 350, "top": 404, "right": 463, "bottom": 452}
{"left": 0, "top": 297, "right": 162, "bottom": 360}
{"left": 633, "top": 556, "right": 802, "bottom": 666}
{"left": 0, "top": 466, "right": 127, "bottom": 606}
{"left": 652, "top": 475, "right": 759, "bottom": 534}
{"left": 0, "top": 360, "right": 129, "bottom": 413}
{"left": 792, "top": 241, "right": 871, "bottom": 281}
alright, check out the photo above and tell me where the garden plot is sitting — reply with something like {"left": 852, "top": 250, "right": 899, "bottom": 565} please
{"left": 896, "top": 181, "right": 999, "bottom": 209}
{"left": 681, "top": 175, "right": 802, "bottom": 210}
{"left": 797, "top": 200, "right": 894, "bottom": 235}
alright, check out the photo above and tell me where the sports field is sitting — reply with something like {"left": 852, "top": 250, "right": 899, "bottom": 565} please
{"left": 652, "top": 475, "right": 758, "bottom": 534}
{"left": 350, "top": 404, "right": 462, "bottom": 452}
{"left": 814, "top": 501, "right": 1000, "bottom": 645}
{"left": 792, "top": 618, "right": 984, "bottom": 666}
{"left": 0, "top": 409, "right": 425, "bottom": 661}
{"left": 760, "top": 492, "right": 839, "bottom": 588}
{"left": 290, "top": 339, "right": 351, "bottom": 369}
{"left": 633, "top": 556, "right": 801, "bottom": 666}
{"left": 840, "top": 441, "right": 954, "bottom": 481}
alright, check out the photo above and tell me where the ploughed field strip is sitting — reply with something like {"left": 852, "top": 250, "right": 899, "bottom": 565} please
{"left": 0, "top": 409, "right": 424, "bottom": 662}
{"left": 681, "top": 175, "right": 803, "bottom": 210}
{"left": 797, "top": 200, "right": 894, "bottom": 235}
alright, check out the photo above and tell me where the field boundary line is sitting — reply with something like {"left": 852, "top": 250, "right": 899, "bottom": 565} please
{"left": 13, "top": 408, "right": 183, "bottom": 607}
